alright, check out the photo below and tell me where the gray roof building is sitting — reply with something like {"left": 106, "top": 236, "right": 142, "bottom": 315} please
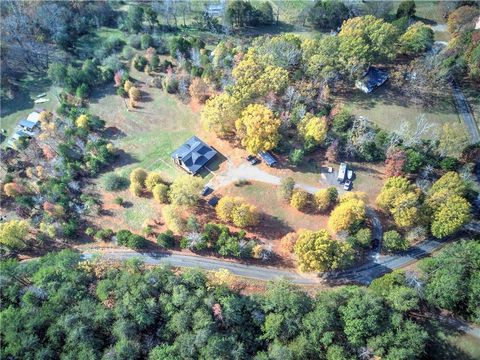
{"left": 171, "top": 136, "right": 217, "bottom": 175}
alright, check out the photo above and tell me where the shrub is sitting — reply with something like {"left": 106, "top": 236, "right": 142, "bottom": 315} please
{"left": 350, "top": 228, "right": 371, "bottom": 249}
{"left": 152, "top": 183, "right": 169, "bottom": 203}
{"left": 95, "top": 228, "right": 114, "bottom": 241}
{"left": 290, "top": 189, "right": 309, "bottom": 211}
{"left": 314, "top": 187, "right": 338, "bottom": 212}
{"left": 116, "top": 230, "right": 132, "bottom": 246}
{"left": 121, "top": 46, "right": 135, "bottom": 60}
{"left": 62, "top": 220, "right": 78, "bottom": 238}
{"left": 128, "top": 234, "right": 147, "bottom": 248}
{"left": 129, "top": 168, "right": 147, "bottom": 186}
{"left": 130, "top": 182, "right": 143, "bottom": 196}
{"left": 129, "top": 86, "right": 141, "bottom": 101}
{"left": 85, "top": 227, "right": 95, "bottom": 237}
{"left": 145, "top": 172, "right": 164, "bottom": 192}
{"left": 440, "top": 157, "right": 460, "bottom": 171}
{"left": 128, "top": 34, "right": 141, "bottom": 49}
{"left": 116, "top": 229, "right": 147, "bottom": 249}
{"left": 216, "top": 197, "right": 259, "bottom": 228}
{"left": 279, "top": 177, "right": 295, "bottom": 200}
{"left": 114, "top": 197, "right": 123, "bottom": 206}
{"left": 104, "top": 173, "right": 129, "bottom": 191}
{"left": 162, "top": 205, "right": 186, "bottom": 233}
{"left": 279, "top": 232, "right": 298, "bottom": 256}
{"left": 140, "top": 34, "right": 153, "bottom": 49}
{"left": 133, "top": 55, "right": 148, "bottom": 71}
{"left": 189, "top": 77, "right": 210, "bottom": 103}
{"left": 289, "top": 148, "right": 304, "bottom": 165}
{"left": 157, "top": 230, "right": 175, "bottom": 248}
{"left": 383, "top": 230, "right": 408, "bottom": 252}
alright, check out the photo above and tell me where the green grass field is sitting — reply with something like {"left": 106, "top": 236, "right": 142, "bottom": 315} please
{"left": 0, "top": 76, "right": 59, "bottom": 145}
{"left": 341, "top": 84, "right": 463, "bottom": 138}
{"left": 89, "top": 68, "right": 200, "bottom": 180}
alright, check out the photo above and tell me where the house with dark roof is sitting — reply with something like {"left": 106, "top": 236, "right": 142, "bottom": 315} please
{"left": 355, "top": 67, "right": 389, "bottom": 93}
{"left": 171, "top": 136, "right": 217, "bottom": 175}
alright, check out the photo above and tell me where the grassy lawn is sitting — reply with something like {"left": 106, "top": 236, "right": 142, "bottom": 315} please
{"left": 89, "top": 68, "right": 201, "bottom": 180}
{"left": 75, "top": 27, "right": 125, "bottom": 58}
{"left": 0, "top": 76, "right": 59, "bottom": 145}
{"left": 424, "top": 319, "right": 480, "bottom": 360}
{"left": 340, "top": 84, "right": 463, "bottom": 137}
{"left": 219, "top": 181, "right": 329, "bottom": 238}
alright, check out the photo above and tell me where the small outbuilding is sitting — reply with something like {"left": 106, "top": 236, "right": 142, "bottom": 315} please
{"left": 259, "top": 151, "right": 277, "bottom": 167}
{"left": 355, "top": 67, "right": 389, "bottom": 93}
{"left": 171, "top": 136, "right": 217, "bottom": 175}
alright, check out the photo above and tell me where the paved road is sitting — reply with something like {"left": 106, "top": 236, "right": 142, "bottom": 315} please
{"left": 451, "top": 82, "right": 480, "bottom": 143}
{"left": 81, "top": 234, "right": 448, "bottom": 286}
{"left": 82, "top": 250, "right": 320, "bottom": 284}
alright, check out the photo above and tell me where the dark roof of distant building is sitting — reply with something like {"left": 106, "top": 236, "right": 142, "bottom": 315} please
{"left": 259, "top": 151, "right": 277, "bottom": 166}
{"left": 171, "top": 136, "right": 217, "bottom": 174}
{"left": 356, "top": 67, "right": 389, "bottom": 93}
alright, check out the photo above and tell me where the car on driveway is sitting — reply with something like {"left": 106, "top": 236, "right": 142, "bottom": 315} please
{"left": 201, "top": 186, "right": 212, "bottom": 196}
{"left": 246, "top": 155, "right": 260, "bottom": 165}
{"left": 343, "top": 180, "right": 352, "bottom": 191}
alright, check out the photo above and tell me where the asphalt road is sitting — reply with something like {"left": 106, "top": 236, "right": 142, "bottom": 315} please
{"left": 451, "top": 82, "right": 480, "bottom": 143}
{"left": 82, "top": 235, "right": 448, "bottom": 286}
{"left": 81, "top": 250, "right": 321, "bottom": 284}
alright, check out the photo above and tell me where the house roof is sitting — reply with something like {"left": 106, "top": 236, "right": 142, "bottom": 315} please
{"left": 27, "top": 111, "right": 40, "bottom": 123}
{"left": 357, "top": 67, "right": 389, "bottom": 93}
{"left": 19, "top": 119, "right": 37, "bottom": 130}
{"left": 259, "top": 151, "right": 277, "bottom": 166}
{"left": 171, "top": 136, "right": 217, "bottom": 174}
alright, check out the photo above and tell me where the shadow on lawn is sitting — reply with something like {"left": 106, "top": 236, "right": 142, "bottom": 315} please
{"left": 251, "top": 213, "right": 294, "bottom": 241}
{"left": 336, "top": 82, "right": 456, "bottom": 115}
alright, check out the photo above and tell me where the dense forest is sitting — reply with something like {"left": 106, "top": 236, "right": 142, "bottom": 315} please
{"left": 1, "top": 239, "right": 479, "bottom": 359}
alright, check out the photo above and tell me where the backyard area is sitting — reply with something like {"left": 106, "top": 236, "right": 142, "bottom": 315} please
{"left": 0, "top": 76, "right": 59, "bottom": 145}
{"left": 339, "top": 82, "right": 465, "bottom": 138}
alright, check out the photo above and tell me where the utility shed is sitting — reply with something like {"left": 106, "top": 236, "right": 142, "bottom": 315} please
{"left": 355, "top": 67, "right": 389, "bottom": 93}
{"left": 259, "top": 151, "right": 277, "bottom": 167}
{"left": 171, "top": 136, "right": 217, "bottom": 175}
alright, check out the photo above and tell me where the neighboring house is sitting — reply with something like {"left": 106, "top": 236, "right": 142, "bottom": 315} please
{"left": 171, "top": 136, "right": 217, "bottom": 175}
{"left": 259, "top": 151, "right": 277, "bottom": 167}
{"left": 355, "top": 67, "right": 389, "bottom": 93}
{"left": 6, "top": 111, "right": 41, "bottom": 149}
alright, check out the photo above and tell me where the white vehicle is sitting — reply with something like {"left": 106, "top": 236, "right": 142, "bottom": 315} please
{"left": 343, "top": 180, "right": 352, "bottom": 191}
{"left": 347, "top": 170, "right": 354, "bottom": 180}
{"left": 337, "top": 162, "right": 347, "bottom": 183}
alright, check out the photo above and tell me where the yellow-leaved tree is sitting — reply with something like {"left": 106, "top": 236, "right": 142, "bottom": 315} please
{"left": 216, "top": 196, "right": 259, "bottom": 228}
{"left": 328, "top": 195, "right": 366, "bottom": 233}
{"left": 298, "top": 113, "right": 328, "bottom": 148}
{"left": 294, "top": 229, "right": 353, "bottom": 272}
{"left": 75, "top": 114, "right": 89, "bottom": 129}
{"left": 290, "top": 189, "right": 309, "bottom": 211}
{"left": 169, "top": 175, "right": 203, "bottom": 207}
{"left": 201, "top": 92, "right": 243, "bottom": 137}
{"left": 235, "top": 104, "right": 281, "bottom": 154}
{"left": 376, "top": 176, "right": 421, "bottom": 229}
{"left": 145, "top": 172, "right": 164, "bottom": 192}
{"left": 0, "top": 220, "right": 29, "bottom": 250}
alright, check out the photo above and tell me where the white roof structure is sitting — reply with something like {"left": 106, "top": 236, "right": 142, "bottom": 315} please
{"left": 27, "top": 111, "right": 41, "bottom": 124}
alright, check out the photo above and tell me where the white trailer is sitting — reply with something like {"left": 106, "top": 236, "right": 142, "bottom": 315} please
{"left": 337, "top": 162, "right": 347, "bottom": 183}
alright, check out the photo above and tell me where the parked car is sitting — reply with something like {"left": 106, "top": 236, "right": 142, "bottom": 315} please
{"left": 371, "top": 238, "right": 380, "bottom": 250}
{"left": 208, "top": 196, "right": 219, "bottom": 207}
{"left": 246, "top": 155, "right": 260, "bottom": 165}
{"left": 343, "top": 180, "right": 352, "bottom": 191}
{"left": 347, "top": 170, "right": 354, "bottom": 180}
{"left": 201, "top": 186, "right": 212, "bottom": 196}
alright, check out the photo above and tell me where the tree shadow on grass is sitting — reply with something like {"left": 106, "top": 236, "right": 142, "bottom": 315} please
{"left": 421, "top": 319, "right": 477, "bottom": 360}
{"left": 250, "top": 213, "right": 294, "bottom": 241}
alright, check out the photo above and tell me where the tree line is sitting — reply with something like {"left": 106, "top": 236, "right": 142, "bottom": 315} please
{"left": 1, "top": 240, "right": 478, "bottom": 359}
